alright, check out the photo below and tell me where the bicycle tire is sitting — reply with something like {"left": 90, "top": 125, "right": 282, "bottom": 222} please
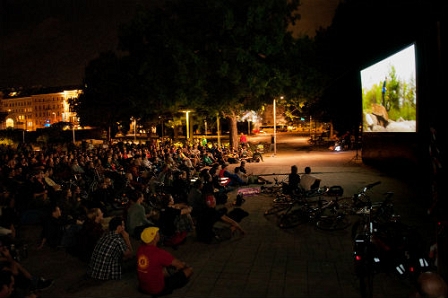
{"left": 277, "top": 209, "right": 309, "bottom": 229}
{"left": 315, "top": 215, "right": 351, "bottom": 231}
{"left": 264, "top": 204, "right": 291, "bottom": 216}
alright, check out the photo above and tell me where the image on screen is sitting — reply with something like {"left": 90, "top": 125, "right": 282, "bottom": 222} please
{"left": 361, "top": 43, "right": 416, "bottom": 133}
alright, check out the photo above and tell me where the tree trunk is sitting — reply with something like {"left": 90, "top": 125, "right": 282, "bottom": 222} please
{"left": 228, "top": 112, "right": 238, "bottom": 151}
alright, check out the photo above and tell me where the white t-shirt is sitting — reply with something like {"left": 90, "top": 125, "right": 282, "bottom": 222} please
{"left": 300, "top": 174, "right": 319, "bottom": 191}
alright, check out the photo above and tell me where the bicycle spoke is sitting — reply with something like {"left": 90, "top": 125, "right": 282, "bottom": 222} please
{"left": 316, "top": 215, "right": 351, "bottom": 231}
{"left": 278, "top": 209, "right": 308, "bottom": 228}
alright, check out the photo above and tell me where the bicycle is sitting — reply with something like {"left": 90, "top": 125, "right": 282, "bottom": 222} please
{"left": 259, "top": 173, "right": 289, "bottom": 195}
{"left": 350, "top": 181, "right": 397, "bottom": 298}
{"left": 276, "top": 187, "right": 331, "bottom": 229}
{"left": 314, "top": 197, "right": 352, "bottom": 231}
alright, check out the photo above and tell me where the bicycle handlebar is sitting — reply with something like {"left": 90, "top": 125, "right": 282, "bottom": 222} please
{"left": 361, "top": 181, "right": 381, "bottom": 193}
{"left": 367, "top": 181, "right": 381, "bottom": 189}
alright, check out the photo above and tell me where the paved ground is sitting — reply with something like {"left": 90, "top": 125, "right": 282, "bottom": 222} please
{"left": 18, "top": 139, "right": 432, "bottom": 298}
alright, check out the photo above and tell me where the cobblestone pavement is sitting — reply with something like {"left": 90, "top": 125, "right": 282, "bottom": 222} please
{"left": 18, "top": 140, "right": 431, "bottom": 297}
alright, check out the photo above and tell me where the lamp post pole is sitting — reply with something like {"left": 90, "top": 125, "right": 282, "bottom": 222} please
{"left": 216, "top": 114, "right": 221, "bottom": 147}
{"left": 186, "top": 111, "right": 190, "bottom": 142}
{"left": 273, "top": 98, "right": 277, "bottom": 156}
{"left": 310, "top": 115, "right": 312, "bottom": 138}
{"left": 133, "top": 118, "right": 137, "bottom": 143}
{"left": 161, "top": 118, "right": 164, "bottom": 142}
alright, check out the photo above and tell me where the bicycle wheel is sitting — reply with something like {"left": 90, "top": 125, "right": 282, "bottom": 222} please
{"left": 277, "top": 209, "right": 308, "bottom": 229}
{"left": 264, "top": 204, "right": 291, "bottom": 216}
{"left": 316, "top": 215, "right": 351, "bottom": 231}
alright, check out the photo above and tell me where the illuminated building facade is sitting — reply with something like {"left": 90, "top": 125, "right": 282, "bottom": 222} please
{"left": 1, "top": 88, "right": 81, "bottom": 131}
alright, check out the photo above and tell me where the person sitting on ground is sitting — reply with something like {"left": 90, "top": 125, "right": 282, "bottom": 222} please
{"left": 252, "top": 148, "right": 264, "bottom": 162}
{"left": 38, "top": 204, "right": 78, "bottom": 249}
{"left": 218, "top": 162, "right": 244, "bottom": 187}
{"left": 30, "top": 170, "right": 49, "bottom": 208}
{"left": 284, "top": 165, "right": 301, "bottom": 195}
{"left": 201, "top": 150, "right": 215, "bottom": 166}
{"left": 195, "top": 194, "right": 246, "bottom": 244}
{"left": 43, "top": 167, "right": 62, "bottom": 196}
{"left": 137, "top": 227, "right": 193, "bottom": 296}
{"left": 73, "top": 207, "right": 105, "bottom": 262}
{"left": 171, "top": 170, "right": 190, "bottom": 205}
{"left": 300, "top": 166, "right": 321, "bottom": 191}
{"left": 0, "top": 244, "right": 54, "bottom": 293}
{"left": 87, "top": 216, "right": 133, "bottom": 281}
{"left": 187, "top": 179, "right": 205, "bottom": 220}
{"left": 234, "top": 167, "right": 271, "bottom": 185}
{"left": 158, "top": 194, "right": 193, "bottom": 249}
{"left": 125, "top": 191, "right": 154, "bottom": 239}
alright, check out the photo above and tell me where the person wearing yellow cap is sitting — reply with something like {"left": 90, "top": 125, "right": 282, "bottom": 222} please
{"left": 137, "top": 227, "right": 193, "bottom": 296}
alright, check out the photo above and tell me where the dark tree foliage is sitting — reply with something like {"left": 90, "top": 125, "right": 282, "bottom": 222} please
{"left": 71, "top": 51, "right": 139, "bottom": 140}
{"left": 117, "top": 0, "right": 318, "bottom": 147}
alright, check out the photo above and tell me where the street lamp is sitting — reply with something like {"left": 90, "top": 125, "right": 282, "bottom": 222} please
{"left": 204, "top": 119, "right": 207, "bottom": 137}
{"left": 52, "top": 112, "right": 56, "bottom": 123}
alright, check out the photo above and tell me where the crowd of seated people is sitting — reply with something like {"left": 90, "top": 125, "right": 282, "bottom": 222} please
{"left": 0, "top": 140, "right": 252, "bottom": 281}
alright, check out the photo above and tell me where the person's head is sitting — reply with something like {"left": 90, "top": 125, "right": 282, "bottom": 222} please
{"left": 240, "top": 160, "right": 246, "bottom": 166}
{"left": 304, "top": 166, "right": 311, "bottom": 174}
{"left": 205, "top": 194, "right": 216, "bottom": 208}
{"left": 87, "top": 207, "right": 103, "bottom": 223}
{"left": 291, "top": 165, "right": 298, "bottom": 174}
{"left": 129, "top": 191, "right": 144, "bottom": 203}
{"left": 161, "top": 194, "right": 174, "bottom": 207}
{"left": 140, "top": 227, "right": 160, "bottom": 245}
{"left": 416, "top": 271, "right": 448, "bottom": 298}
{"left": 108, "top": 216, "right": 125, "bottom": 233}
{"left": 50, "top": 204, "right": 62, "bottom": 218}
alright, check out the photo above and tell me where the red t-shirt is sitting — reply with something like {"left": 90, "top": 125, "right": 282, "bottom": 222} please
{"left": 137, "top": 244, "right": 174, "bottom": 295}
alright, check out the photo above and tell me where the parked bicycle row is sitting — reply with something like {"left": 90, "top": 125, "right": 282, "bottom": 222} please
{"left": 261, "top": 176, "right": 434, "bottom": 298}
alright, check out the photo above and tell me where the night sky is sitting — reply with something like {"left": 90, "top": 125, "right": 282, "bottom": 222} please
{"left": 0, "top": 0, "right": 340, "bottom": 88}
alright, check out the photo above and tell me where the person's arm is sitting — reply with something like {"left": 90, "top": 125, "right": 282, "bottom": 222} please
{"left": 171, "top": 258, "right": 190, "bottom": 271}
{"left": 179, "top": 205, "right": 192, "bottom": 215}
{"left": 220, "top": 214, "right": 246, "bottom": 235}
{"left": 119, "top": 229, "right": 133, "bottom": 259}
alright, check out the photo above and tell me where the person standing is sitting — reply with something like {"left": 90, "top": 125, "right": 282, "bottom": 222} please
{"left": 137, "top": 227, "right": 193, "bottom": 296}
{"left": 87, "top": 216, "right": 133, "bottom": 281}
{"left": 269, "top": 134, "right": 275, "bottom": 153}
{"left": 239, "top": 133, "right": 247, "bottom": 146}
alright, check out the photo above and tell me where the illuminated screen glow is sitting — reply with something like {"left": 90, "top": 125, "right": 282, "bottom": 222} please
{"left": 361, "top": 43, "right": 416, "bottom": 133}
